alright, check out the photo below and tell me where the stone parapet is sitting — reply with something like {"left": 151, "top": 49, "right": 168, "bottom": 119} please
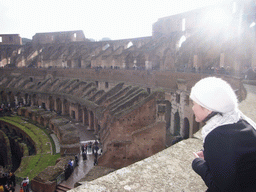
{"left": 69, "top": 134, "right": 207, "bottom": 192}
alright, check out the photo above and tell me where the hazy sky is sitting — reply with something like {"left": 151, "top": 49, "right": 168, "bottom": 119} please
{"left": 1, "top": 0, "right": 227, "bottom": 41}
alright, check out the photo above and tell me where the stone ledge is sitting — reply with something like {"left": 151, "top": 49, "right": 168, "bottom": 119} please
{"left": 68, "top": 136, "right": 207, "bottom": 192}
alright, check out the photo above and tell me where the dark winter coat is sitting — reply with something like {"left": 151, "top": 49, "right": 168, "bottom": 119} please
{"left": 192, "top": 120, "right": 256, "bottom": 192}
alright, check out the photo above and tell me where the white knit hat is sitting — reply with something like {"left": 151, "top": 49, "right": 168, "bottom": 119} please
{"left": 190, "top": 77, "right": 238, "bottom": 113}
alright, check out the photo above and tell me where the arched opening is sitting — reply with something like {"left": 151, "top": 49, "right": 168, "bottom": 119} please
{"left": 56, "top": 98, "right": 62, "bottom": 114}
{"left": 32, "top": 94, "right": 38, "bottom": 107}
{"left": 136, "top": 53, "right": 146, "bottom": 69}
{"left": 49, "top": 96, "right": 54, "bottom": 111}
{"left": 126, "top": 41, "right": 133, "bottom": 49}
{"left": 182, "top": 118, "right": 190, "bottom": 139}
{"left": 165, "top": 101, "right": 171, "bottom": 131}
{"left": 102, "top": 44, "right": 110, "bottom": 51}
{"left": 174, "top": 112, "right": 180, "bottom": 136}
{"left": 125, "top": 53, "right": 134, "bottom": 69}
{"left": 178, "top": 35, "right": 186, "bottom": 48}
{"left": 8, "top": 92, "right": 15, "bottom": 108}
{"left": 24, "top": 93, "right": 29, "bottom": 106}
{"left": 63, "top": 99, "right": 69, "bottom": 115}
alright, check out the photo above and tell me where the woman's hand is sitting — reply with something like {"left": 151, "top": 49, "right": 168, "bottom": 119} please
{"left": 193, "top": 151, "right": 204, "bottom": 159}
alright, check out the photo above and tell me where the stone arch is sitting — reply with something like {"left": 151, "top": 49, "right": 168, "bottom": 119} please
{"left": 126, "top": 41, "right": 133, "bottom": 49}
{"left": 63, "top": 99, "right": 69, "bottom": 115}
{"left": 102, "top": 43, "right": 110, "bottom": 51}
{"left": 136, "top": 53, "right": 146, "bottom": 69}
{"left": 32, "top": 94, "right": 38, "bottom": 107}
{"left": 8, "top": 91, "right": 15, "bottom": 107}
{"left": 149, "top": 54, "right": 161, "bottom": 70}
{"left": 56, "top": 98, "right": 62, "bottom": 113}
{"left": 16, "top": 92, "right": 23, "bottom": 106}
{"left": 182, "top": 117, "right": 190, "bottom": 139}
{"left": 49, "top": 96, "right": 54, "bottom": 111}
{"left": 162, "top": 48, "right": 175, "bottom": 70}
{"left": 125, "top": 52, "right": 134, "bottom": 69}
{"left": 174, "top": 111, "right": 180, "bottom": 136}
{"left": 178, "top": 35, "right": 187, "bottom": 49}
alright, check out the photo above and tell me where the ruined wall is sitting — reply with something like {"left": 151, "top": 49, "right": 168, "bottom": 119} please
{"left": 32, "top": 30, "right": 87, "bottom": 44}
{"left": 0, "top": 34, "right": 22, "bottom": 45}
{"left": 0, "top": 67, "right": 246, "bottom": 169}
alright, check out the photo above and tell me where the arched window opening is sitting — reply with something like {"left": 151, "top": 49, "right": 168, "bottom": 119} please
{"left": 126, "top": 41, "right": 133, "bottom": 49}
{"left": 179, "top": 35, "right": 186, "bottom": 48}
{"left": 102, "top": 44, "right": 110, "bottom": 51}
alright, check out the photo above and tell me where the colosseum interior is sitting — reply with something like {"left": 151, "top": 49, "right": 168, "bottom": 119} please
{"left": 0, "top": 0, "right": 255, "bottom": 191}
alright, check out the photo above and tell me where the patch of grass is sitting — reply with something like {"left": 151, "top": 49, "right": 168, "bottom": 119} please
{"left": 16, "top": 154, "right": 61, "bottom": 180}
{"left": 0, "top": 116, "right": 60, "bottom": 180}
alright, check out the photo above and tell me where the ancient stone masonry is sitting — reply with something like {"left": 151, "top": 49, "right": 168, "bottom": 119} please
{"left": 0, "top": 67, "right": 246, "bottom": 170}
{"left": 0, "top": 70, "right": 168, "bottom": 168}
{"left": 0, "top": 0, "right": 253, "bottom": 170}
{"left": 1, "top": 1, "right": 256, "bottom": 75}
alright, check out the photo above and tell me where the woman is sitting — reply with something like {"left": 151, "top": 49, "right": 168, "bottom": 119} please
{"left": 190, "top": 77, "right": 256, "bottom": 192}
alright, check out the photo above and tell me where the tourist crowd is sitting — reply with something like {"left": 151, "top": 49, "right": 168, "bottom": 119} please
{"left": 0, "top": 172, "right": 16, "bottom": 192}
{"left": 64, "top": 140, "right": 101, "bottom": 181}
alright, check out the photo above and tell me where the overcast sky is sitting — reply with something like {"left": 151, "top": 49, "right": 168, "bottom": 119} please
{"left": 1, "top": 0, "right": 228, "bottom": 41}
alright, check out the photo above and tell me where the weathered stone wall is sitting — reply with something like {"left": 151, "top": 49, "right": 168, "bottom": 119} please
{"left": 98, "top": 95, "right": 166, "bottom": 169}
{"left": 0, "top": 34, "right": 22, "bottom": 45}
{"left": 31, "top": 179, "right": 56, "bottom": 192}
{"left": 70, "top": 135, "right": 208, "bottom": 192}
